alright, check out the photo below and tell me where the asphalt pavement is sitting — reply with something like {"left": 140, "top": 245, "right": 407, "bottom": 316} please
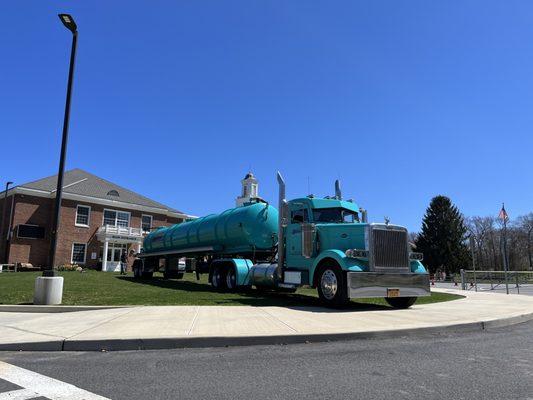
{"left": 1, "top": 319, "right": 532, "bottom": 400}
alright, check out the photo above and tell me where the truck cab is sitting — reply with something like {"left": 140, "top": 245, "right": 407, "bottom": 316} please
{"left": 279, "top": 193, "right": 430, "bottom": 307}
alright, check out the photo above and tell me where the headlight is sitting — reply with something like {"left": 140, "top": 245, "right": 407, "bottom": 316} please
{"left": 345, "top": 249, "right": 369, "bottom": 258}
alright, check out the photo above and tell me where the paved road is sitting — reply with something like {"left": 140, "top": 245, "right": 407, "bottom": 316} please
{"left": 1, "top": 321, "right": 532, "bottom": 400}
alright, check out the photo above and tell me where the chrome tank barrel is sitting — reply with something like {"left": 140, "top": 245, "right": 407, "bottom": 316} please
{"left": 142, "top": 202, "right": 279, "bottom": 256}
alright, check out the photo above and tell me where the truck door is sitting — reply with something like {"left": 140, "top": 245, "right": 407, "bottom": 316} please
{"left": 286, "top": 207, "right": 311, "bottom": 268}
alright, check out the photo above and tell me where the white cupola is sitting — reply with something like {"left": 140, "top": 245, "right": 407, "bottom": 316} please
{"left": 235, "top": 172, "right": 259, "bottom": 207}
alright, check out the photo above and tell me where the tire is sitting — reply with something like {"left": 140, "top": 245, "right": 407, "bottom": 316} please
{"left": 142, "top": 271, "right": 153, "bottom": 279}
{"left": 226, "top": 268, "right": 237, "bottom": 291}
{"left": 211, "top": 266, "right": 226, "bottom": 289}
{"left": 133, "top": 260, "right": 142, "bottom": 279}
{"left": 385, "top": 297, "right": 417, "bottom": 309}
{"left": 316, "top": 265, "right": 348, "bottom": 307}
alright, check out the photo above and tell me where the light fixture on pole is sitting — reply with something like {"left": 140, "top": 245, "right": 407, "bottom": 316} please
{"left": 46, "top": 13, "right": 78, "bottom": 276}
{"left": 1, "top": 181, "right": 13, "bottom": 264}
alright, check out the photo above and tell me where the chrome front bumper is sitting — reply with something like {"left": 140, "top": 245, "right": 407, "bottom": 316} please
{"left": 347, "top": 272, "right": 431, "bottom": 298}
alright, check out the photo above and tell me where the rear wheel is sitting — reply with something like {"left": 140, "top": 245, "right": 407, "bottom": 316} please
{"left": 316, "top": 265, "right": 348, "bottom": 307}
{"left": 142, "top": 271, "right": 153, "bottom": 279}
{"left": 226, "top": 268, "right": 237, "bottom": 291}
{"left": 385, "top": 297, "right": 417, "bottom": 309}
{"left": 133, "top": 260, "right": 143, "bottom": 279}
{"left": 211, "top": 266, "right": 226, "bottom": 289}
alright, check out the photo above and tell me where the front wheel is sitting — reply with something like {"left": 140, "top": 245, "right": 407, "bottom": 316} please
{"left": 316, "top": 265, "right": 348, "bottom": 307}
{"left": 385, "top": 297, "right": 417, "bottom": 309}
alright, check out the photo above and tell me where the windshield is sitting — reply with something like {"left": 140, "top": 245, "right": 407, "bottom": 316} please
{"left": 312, "top": 208, "right": 359, "bottom": 223}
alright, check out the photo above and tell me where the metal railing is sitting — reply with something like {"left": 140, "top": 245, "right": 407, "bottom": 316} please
{"left": 97, "top": 224, "right": 143, "bottom": 237}
{"left": 460, "top": 269, "right": 533, "bottom": 294}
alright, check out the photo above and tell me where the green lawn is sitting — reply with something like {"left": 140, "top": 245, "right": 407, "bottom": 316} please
{"left": 0, "top": 270, "right": 463, "bottom": 308}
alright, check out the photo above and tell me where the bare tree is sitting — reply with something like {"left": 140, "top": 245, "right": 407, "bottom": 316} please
{"left": 516, "top": 213, "right": 533, "bottom": 270}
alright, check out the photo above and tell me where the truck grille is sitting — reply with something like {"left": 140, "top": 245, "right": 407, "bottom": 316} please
{"left": 371, "top": 227, "right": 409, "bottom": 270}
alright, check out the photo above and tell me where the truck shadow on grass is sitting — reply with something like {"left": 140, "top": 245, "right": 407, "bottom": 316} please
{"left": 116, "top": 276, "right": 392, "bottom": 312}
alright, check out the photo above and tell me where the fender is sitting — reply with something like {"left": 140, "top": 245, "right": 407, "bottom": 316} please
{"left": 310, "top": 249, "right": 368, "bottom": 287}
{"left": 211, "top": 258, "right": 254, "bottom": 286}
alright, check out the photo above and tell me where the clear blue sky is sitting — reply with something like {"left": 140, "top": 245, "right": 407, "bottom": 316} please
{"left": 1, "top": 1, "right": 532, "bottom": 231}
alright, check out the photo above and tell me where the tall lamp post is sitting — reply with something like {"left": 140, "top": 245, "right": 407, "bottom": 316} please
{"left": 1, "top": 181, "right": 14, "bottom": 264}
{"left": 46, "top": 14, "right": 78, "bottom": 276}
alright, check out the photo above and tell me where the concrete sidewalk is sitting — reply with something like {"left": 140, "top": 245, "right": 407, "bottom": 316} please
{"left": 1, "top": 288, "right": 532, "bottom": 351}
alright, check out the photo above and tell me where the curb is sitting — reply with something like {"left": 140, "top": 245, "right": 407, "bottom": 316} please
{"left": 2, "top": 311, "right": 532, "bottom": 352}
{"left": 0, "top": 305, "right": 128, "bottom": 313}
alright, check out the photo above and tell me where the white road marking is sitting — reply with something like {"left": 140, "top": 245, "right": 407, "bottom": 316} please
{"left": 0, "top": 388, "right": 39, "bottom": 400}
{"left": 0, "top": 361, "right": 110, "bottom": 399}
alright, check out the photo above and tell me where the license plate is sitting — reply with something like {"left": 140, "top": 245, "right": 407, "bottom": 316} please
{"left": 387, "top": 288, "right": 400, "bottom": 298}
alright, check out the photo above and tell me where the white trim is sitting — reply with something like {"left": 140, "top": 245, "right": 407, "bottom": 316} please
{"left": 10, "top": 186, "right": 194, "bottom": 220}
{"left": 51, "top": 178, "right": 88, "bottom": 193}
{"left": 75, "top": 204, "right": 91, "bottom": 227}
{"left": 16, "top": 224, "right": 45, "bottom": 240}
{"left": 102, "top": 208, "right": 131, "bottom": 228}
{"left": 141, "top": 214, "right": 153, "bottom": 233}
{"left": 71, "top": 242, "right": 87, "bottom": 264}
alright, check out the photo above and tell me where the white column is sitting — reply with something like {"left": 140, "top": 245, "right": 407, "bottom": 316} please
{"left": 102, "top": 240, "right": 109, "bottom": 272}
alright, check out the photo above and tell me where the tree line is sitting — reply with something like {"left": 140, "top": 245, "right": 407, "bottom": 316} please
{"left": 412, "top": 195, "right": 533, "bottom": 274}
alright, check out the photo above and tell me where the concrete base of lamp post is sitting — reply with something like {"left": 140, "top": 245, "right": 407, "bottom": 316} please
{"left": 34, "top": 276, "right": 64, "bottom": 305}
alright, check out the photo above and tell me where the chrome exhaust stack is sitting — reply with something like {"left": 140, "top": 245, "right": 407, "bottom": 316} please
{"left": 335, "top": 179, "right": 342, "bottom": 200}
{"left": 276, "top": 171, "right": 288, "bottom": 280}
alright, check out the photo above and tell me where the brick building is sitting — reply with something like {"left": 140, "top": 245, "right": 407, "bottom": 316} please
{"left": 0, "top": 169, "right": 192, "bottom": 271}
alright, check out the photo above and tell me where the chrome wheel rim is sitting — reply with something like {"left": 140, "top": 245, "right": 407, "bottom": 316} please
{"left": 321, "top": 269, "right": 338, "bottom": 300}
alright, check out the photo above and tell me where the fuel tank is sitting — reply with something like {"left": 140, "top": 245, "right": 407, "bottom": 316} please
{"left": 142, "top": 202, "right": 279, "bottom": 256}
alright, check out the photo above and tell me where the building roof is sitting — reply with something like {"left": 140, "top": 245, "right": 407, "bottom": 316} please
{"left": 10, "top": 169, "right": 189, "bottom": 217}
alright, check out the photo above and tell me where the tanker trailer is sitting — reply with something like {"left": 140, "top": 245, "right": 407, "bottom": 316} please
{"left": 134, "top": 201, "right": 279, "bottom": 279}
{"left": 134, "top": 173, "right": 430, "bottom": 308}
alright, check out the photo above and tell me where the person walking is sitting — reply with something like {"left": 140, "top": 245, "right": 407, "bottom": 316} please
{"left": 120, "top": 251, "right": 127, "bottom": 275}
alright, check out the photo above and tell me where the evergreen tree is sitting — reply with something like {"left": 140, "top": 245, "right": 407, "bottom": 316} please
{"left": 415, "top": 196, "right": 469, "bottom": 274}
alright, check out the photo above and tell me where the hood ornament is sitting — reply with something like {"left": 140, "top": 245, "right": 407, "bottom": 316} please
{"left": 384, "top": 216, "right": 390, "bottom": 226}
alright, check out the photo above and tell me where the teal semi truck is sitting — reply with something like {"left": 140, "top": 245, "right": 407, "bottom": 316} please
{"left": 133, "top": 173, "right": 430, "bottom": 308}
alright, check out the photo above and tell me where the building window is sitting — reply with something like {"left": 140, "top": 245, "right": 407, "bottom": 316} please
{"left": 17, "top": 224, "right": 45, "bottom": 239}
{"left": 103, "top": 209, "right": 130, "bottom": 227}
{"left": 107, "top": 190, "right": 120, "bottom": 197}
{"left": 71, "top": 243, "right": 86, "bottom": 264}
{"left": 142, "top": 215, "right": 152, "bottom": 233}
{"left": 75, "top": 205, "right": 90, "bottom": 227}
